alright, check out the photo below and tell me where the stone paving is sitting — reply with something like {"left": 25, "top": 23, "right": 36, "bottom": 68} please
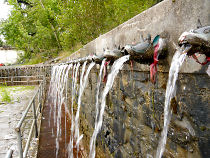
{"left": 0, "top": 86, "right": 38, "bottom": 158}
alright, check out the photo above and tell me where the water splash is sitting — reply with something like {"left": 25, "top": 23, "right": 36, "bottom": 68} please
{"left": 156, "top": 49, "right": 187, "bottom": 158}
{"left": 89, "top": 59, "right": 106, "bottom": 158}
{"left": 90, "top": 55, "right": 130, "bottom": 158}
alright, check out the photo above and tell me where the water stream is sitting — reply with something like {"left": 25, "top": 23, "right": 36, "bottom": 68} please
{"left": 156, "top": 49, "right": 187, "bottom": 158}
{"left": 90, "top": 55, "right": 130, "bottom": 158}
{"left": 75, "top": 62, "right": 95, "bottom": 156}
{"left": 89, "top": 59, "right": 106, "bottom": 158}
{"left": 48, "top": 64, "right": 73, "bottom": 158}
{"left": 69, "top": 63, "right": 80, "bottom": 158}
{"left": 74, "top": 61, "right": 88, "bottom": 156}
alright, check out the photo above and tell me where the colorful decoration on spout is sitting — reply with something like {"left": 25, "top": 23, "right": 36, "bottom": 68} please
{"left": 121, "top": 34, "right": 167, "bottom": 84}
{"left": 150, "top": 35, "right": 161, "bottom": 84}
{"left": 192, "top": 54, "right": 210, "bottom": 65}
{"left": 103, "top": 60, "right": 110, "bottom": 83}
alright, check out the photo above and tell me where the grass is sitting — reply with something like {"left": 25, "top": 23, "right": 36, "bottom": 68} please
{"left": 0, "top": 85, "right": 35, "bottom": 103}
{"left": 10, "top": 85, "right": 35, "bottom": 92}
{"left": 1, "top": 87, "right": 12, "bottom": 103}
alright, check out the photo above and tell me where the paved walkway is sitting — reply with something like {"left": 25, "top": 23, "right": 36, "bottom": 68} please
{"left": 0, "top": 86, "right": 38, "bottom": 158}
{"left": 37, "top": 98, "right": 71, "bottom": 158}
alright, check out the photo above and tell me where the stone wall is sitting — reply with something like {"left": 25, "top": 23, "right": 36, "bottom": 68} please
{"left": 0, "top": 65, "right": 52, "bottom": 85}
{"left": 74, "top": 63, "right": 209, "bottom": 158}
{"left": 64, "top": 0, "right": 210, "bottom": 157}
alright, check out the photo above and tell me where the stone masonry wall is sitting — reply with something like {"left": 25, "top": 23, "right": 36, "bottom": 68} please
{"left": 0, "top": 65, "right": 52, "bottom": 85}
{"left": 73, "top": 62, "right": 209, "bottom": 158}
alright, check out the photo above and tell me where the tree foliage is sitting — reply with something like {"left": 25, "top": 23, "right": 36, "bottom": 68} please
{"left": 0, "top": 38, "right": 3, "bottom": 47}
{"left": 0, "top": 0, "right": 158, "bottom": 63}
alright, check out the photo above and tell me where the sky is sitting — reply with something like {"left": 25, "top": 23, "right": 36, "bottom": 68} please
{"left": 0, "top": 1, "right": 12, "bottom": 40}
{"left": 0, "top": 0, "right": 12, "bottom": 20}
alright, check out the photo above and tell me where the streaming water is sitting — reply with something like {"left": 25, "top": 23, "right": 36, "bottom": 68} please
{"left": 90, "top": 55, "right": 130, "bottom": 158}
{"left": 48, "top": 64, "right": 73, "bottom": 158}
{"left": 75, "top": 62, "right": 95, "bottom": 157}
{"left": 73, "top": 61, "right": 87, "bottom": 158}
{"left": 89, "top": 59, "right": 106, "bottom": 158}
{"left": 68, "top": 63, "right": 80, "bottom": 158}
{"left": 48, "top": 66, "right": 57, "bottom": 127}
{"left": 156, "top": 49, "right": 187, "bottom": 158}
{"left": 63, "top": 64, "right": 73, "bottom": 149}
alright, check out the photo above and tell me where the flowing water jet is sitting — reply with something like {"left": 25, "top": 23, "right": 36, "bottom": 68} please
{"left": 48, "top": 66, "right": 57, "bottom": 127}
{"left": 90, "top": 55, "right": 130, "bottom": 158}
{"left": 47, "top": 64, "right": 73, "bottom": 158}
{"left": 74, "top": 61, "right": 87, "bottom": 157}
{"left": 64, "top": 64, "right": 73, "bottom": 149}
{"left": 75, "top": 62, "right": 95, "bottom": 157}
{"left": 68, "top": 63, "right": 80, "bottom": 158}
{"left": 89, "top": 59, "right": 106, "bottom": 158}
{"left": 156, "top": 48, "right": 187, "bottom": 158}
{"left": 55, "top": 65, "right": 68, "bottom": 158}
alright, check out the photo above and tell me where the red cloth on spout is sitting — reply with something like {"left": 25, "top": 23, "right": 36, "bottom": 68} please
{"left": 192, "top": 54, "right": 210, "bottom": 65}
{"left": 103, "top": 61, "right": 110, "bottom": 83}
{"left": 150, "top": 43, "right": 159, "bottom": 84}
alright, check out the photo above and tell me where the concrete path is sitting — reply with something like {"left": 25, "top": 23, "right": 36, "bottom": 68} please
{"left": 0, "top": 86, "right": 38, "bottom": 158}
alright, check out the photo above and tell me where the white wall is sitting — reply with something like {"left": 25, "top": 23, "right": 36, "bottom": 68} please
{"left": 0, "top": 50, "right": 24, "bottom": 65}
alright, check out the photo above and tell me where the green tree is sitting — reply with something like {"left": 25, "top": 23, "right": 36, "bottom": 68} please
{"left": 0, "top": 38, "right": 3, "bottom": 47}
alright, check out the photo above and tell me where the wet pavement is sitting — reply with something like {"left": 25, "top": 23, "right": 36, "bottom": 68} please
{"left": 37, "top": 97, "right": 85, "bottom": 158}
{"left": 0, "top": 86, "right": 38, "bottom": 158}
{"left": 37, "top": 99, "right": 71, "bottom": 158}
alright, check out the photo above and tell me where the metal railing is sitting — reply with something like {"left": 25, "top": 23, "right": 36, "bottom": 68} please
{"left": 5, "top": 149, "right": 13, "bottom": 158}
{"left": 13, "top": 81, "right": 44, "bottom": 158}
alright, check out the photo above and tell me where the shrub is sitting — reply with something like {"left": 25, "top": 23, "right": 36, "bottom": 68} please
{"left": 1, "top": 87, "right": 12, "bottom": 103}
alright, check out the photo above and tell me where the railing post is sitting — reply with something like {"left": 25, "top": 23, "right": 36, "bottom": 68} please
{"left": 11, "top": 76, "right": 13, "bottom": 85}
{"left": 5, "top": 149, "right": 13, "bottom": 158}
{"left": 38, "top": 88, "right": 42, "bottom": 113}
{"left": 27, "top": 77, "right": 29, "bottom": 85}
{"left": 15, "top": 128, "right": 23, "bottom": 158}
{"left": 32, "top": 100, "right": 38, "bottom": 138}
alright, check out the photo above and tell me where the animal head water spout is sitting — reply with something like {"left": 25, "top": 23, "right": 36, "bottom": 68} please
{"left": 121, "top": 34, "right": 152, "bottom": 56}
{"left": 121, "top": 34, "right": 167, "bottom": 59}
{"left": 178, "top": 23, "right": 210, "bottom": 65}
{"left": 178, "top": 25, "right": 210, "bottom": 57}
{"left": 103, "top": 46, "right": 123, "bottom": 59}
